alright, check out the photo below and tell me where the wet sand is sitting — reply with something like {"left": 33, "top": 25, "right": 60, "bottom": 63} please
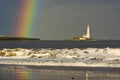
{"left": 0, "top": 64, "right": 120, "bottom": 80}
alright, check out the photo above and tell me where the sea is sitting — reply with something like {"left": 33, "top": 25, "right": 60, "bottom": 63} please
{"left": 0, "top": 40, "right": 120, "bottom": 49}
{"left": 0, "top": 40, "right": 120, "bottom": 80}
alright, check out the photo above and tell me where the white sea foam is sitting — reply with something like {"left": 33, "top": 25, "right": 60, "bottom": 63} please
{"left": 0, "top": 48, "right": 120, "bottom": 67}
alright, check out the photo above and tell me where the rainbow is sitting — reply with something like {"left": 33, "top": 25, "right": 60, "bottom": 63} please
{"left": 16, "top": 0, "right": 39, "bottom": 37}
{"left": 12, "top": 68, "right": 32, "bottom": 80}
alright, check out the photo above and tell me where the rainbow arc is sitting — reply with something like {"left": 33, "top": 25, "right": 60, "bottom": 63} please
{"left": 16, "top": 0, "right": 39, "bottom": 37}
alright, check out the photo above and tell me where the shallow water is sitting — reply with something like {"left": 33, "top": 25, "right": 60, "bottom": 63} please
{"left": 0, "top": 65, "right": 120, "bottom": 80}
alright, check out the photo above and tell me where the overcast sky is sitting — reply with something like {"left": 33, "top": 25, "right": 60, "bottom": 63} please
{"left": 0, "top": 0, "right": 120, "bottom": 40}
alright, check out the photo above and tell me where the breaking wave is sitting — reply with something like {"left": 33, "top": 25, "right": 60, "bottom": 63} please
{"left": 0, "top": 48, "right": 120, "bottom": 67}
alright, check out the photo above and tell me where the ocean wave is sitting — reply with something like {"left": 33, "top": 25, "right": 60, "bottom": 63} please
{"left": 0, "top": 48, "right": 120, "bottom": 67}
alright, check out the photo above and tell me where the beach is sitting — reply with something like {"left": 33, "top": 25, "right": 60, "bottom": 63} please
{"left": 0, "top": 64, "right": 120, "bottom": 80}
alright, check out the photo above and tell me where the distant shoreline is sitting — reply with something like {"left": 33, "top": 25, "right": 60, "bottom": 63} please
{"left": 0, "top": 37, "right": 40, "bottom": 40}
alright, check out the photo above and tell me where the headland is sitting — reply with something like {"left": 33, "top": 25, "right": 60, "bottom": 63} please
{"left": 0, "top": 35, "right": 40, "bottom": 40}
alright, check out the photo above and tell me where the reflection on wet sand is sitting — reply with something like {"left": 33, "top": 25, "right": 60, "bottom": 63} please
{"left": 0, "top": 65, "right": 120, "bottom": 80}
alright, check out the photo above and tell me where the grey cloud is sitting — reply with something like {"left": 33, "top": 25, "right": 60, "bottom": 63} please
{"left": 35, "top": 4, "right": 120, "bottom": 40}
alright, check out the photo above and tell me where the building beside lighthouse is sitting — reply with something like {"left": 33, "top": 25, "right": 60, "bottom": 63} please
{"left": 72, "top": 25, "right": 91, "bottom": 40}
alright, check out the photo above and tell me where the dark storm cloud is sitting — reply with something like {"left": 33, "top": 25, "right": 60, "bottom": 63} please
{"left": 0, "top": 0, "right": 21, "bottom": 36}
{"left": 34, "top": 0, "right": 120, "bottom": 40}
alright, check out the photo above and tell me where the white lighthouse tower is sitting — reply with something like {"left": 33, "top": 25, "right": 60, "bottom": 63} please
{"left": 86, "top": 25, "right": 90, "bottom": 39}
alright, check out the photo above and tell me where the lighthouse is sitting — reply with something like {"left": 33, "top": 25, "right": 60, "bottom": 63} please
{"left": 72, "top": 25, "right": 91, "bottom": 40}
{"left": 86, "top": 25, "right": 90, "bottom": 39}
